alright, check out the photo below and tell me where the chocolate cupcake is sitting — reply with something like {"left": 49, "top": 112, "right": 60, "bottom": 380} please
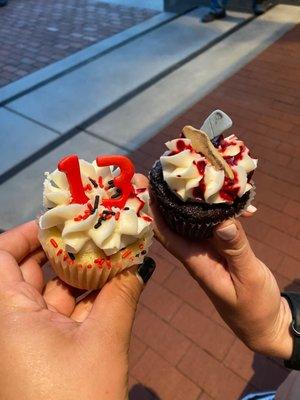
{"left": 149, "top": 110, "right": 257, "bottom": 240}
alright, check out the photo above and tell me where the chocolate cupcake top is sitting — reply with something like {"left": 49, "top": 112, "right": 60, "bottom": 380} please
{"left": 39, "top": 155, "right": 153, "bottom": 256}
{"left": 160, "top": 110, "right": 257, "bottom": 204}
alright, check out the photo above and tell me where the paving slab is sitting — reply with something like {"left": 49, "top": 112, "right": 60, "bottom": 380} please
{"left": 0, "top": 12, "right": 174, "bottom": 105}
{"left": 86, "top": 5, "right": 300, "bottom": 151}
{"left": 0, "top": 107, "right": 59, "bottom": 176}
{"left": 7, "top": 7, "right": 250, "bottom": 134}
{"left": 0, "top": 132, "right": 126, "bottom": 230}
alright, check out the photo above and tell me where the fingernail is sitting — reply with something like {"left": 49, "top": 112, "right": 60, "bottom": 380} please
{"left": 246, "top": 204, "right": 257, "bottom": 213}
{"left": 137, "top": 257, "right": 156, "bottom": 284}
{"left": 215, "top": 223, "right": 237, "bottom": 241}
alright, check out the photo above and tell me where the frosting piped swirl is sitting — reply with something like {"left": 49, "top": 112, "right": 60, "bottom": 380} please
{"left": 39, "top": 160, "right": 153, "bottom": 256}
{"left": 161, "top": 134, "right": 257, "bottom": 204}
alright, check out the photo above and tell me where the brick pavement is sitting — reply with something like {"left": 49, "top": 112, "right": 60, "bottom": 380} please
{"left": 0, "top": 0, "right": 157, "bottom": 87}
{"left": 128, "top": 24, "right": 300, "bottom": 400}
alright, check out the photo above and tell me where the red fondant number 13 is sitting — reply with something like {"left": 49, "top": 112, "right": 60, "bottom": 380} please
{"left": 58, "top": 154, "right": 134, "bottom": 208}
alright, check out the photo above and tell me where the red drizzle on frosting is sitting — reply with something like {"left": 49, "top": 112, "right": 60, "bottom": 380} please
{"left": 219, "top": 171, "right": 240, "bottom": 202}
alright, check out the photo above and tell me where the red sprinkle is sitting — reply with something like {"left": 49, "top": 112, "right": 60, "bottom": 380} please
{"left": 106, "top": 258, "right": 112, "bottom": 268}
{"left": 122, "top": 249, "right": 132, "bottom": 259}
{"left": 98, "top": 176, "right": 104, "bottom": 188}
{"left": 87, "top": 203, "right": 94, "bottom": 212}
{"left": 50, "top": 239, "right": 58, "bottom": 248}
{"left": 77, "top": 264, "right": 83, "bottom": 269}
{"left": 83, "top": 184, "right": 92, "bottom": 191}
{"left": 139, "top": 243, "right": 144, "bottom": 250}
{"left": 56, "top": 249, "right": 63, "bottom": 256}
{"left": 63, "top": 254, "right": 68, "bottom": 261}
{"left": 87, "top": 264, "right": 93, "bottom": 269}
{"left": 74, "top": 215, "right": 83, "bottom": 221}
{"left": 115, "top": 211, "right": 120, "bottom": 221}
{"left": 94, "top": 258, "right": 105, "bottom": 266}
{"left": 142, "top": 215, "right": 152, "bottom": 222}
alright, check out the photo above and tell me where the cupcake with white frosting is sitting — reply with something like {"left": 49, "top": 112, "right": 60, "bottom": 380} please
{"left": 149, "top": 110, "right": 257, "bottom": 239}
{"left": 38, "top": 154, "right": 153, "bottom": 290}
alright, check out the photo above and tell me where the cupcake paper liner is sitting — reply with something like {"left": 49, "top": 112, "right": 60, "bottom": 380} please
{"left": 39, "top": 228, "right": 153, "bottom": 290}
{"left": 154, "top": 187, "right": 255, "bottom": 240}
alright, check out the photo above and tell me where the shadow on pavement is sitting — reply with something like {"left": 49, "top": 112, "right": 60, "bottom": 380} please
{"left": 129, "top": 384, "right": 161, "bottom": 400}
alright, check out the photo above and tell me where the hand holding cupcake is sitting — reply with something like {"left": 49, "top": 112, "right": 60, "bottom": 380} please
{"left": 39, "top": 154, "right": 153, "bottom": 290}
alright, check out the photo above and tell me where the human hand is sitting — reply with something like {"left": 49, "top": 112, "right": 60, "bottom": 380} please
{"left": 145, "top": 174, "right": 292, "bottom": 360}
{"left": 0, "top": 220, "right": 155, "bottom": 400}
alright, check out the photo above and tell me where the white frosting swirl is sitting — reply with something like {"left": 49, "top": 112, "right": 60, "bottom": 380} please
{"left": 161, "top": 134, "right": 257, "bottom": 204}
{"left": 39, "top": 160, "right": 153, "bottom": 256}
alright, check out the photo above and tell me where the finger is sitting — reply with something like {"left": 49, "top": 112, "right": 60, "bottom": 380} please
{"left": 241, "top": 204, "right": 257, "bottom": 218}
{"left": 20, "top": 249, "right": 47, "bottom": 292}
{"left": 0, "top": 250, "right": 24, "bottom": 283}
{"left": 71, "top": 291, "right": 97, "bottom": 322}
{"left": 82, "top": 258, "right": 156, "bottom": 346}
{"left": 133, "top": 173, "right": 149, "bottom": 189}
{"left": 213, "top": 219, "right": 258, "bottom": 283}
{"left": 43, "top": 278, "right": 82, "bottom": 316}
{"left": 0, "top": 221, "right": 40, "bottom": 263}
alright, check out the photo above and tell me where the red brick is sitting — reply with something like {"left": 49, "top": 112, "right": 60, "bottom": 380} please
{"left": 198, "top": 393, "right": 214, "bottom": 400}
{"left": 132, "top": 349, "right": 201, "bottom": 400}
{"left": 276, "top": 256, "right": 300, "bottom": 282}
{"left": 283, "top": 200, "right": 300, "bottom": 221}
{"left": 248, "top": 237, "right": 284, "bottom": 272}
{"left": 164, "top": 268, "right": 216, "bottom": 319}
{"left": 148, "top": 247, "right": 177, "bottom": 285}
{"left": 224, "top": 339, "right": 288, "bottom": 390}
{"left": 242, "top": 217, "right": 271, "bottom": 242}
{"left": 255, "top": 183, "right": 288, "bottom": 211}
{"left": 171, "top": 303, "right": 235, "bottom": 361}
{"left": 140, "top": 280, "right": 182, "bottom": 321}
{"left": 255, "top": 203, "right": 299, "bottom": 237}
{"left": 129, "top": 335, "right": 147, "bottom": 369}
{"left": 265, "top": 228, "right": 300, "bottom": 261}
{"left": 128, "top": 376, "right": 159, "bottom": 400}
{"left": 254, "top": 171, "right": 299, "bottom": 202}
{"left": 278, "top": 142, "right": 300, "bottom": 159}
{"left": 178, "top": 344, "right": 247, "bottom": 400}
{"left": 259, "top": 159, "right": 300, "bottom": 186}
{"left": 273, "top": 271, "right": 300, "bottom": 292}
{"left": 133, "top": 306, "right": 191, "bottom": 365}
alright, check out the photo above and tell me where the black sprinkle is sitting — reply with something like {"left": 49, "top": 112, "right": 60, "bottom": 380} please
{"left": 135, "top": 253, "right": 140, "bottom": 257}
{"left": 102, "top": 210, "right": 112, "bottom": 215}
{"left": 141, "top": 250, "right": 147, "bottom": 255}
{"left": 47, "top": 207, "right": 53, "bottom": 210}
{"left": 94, "top": 218, "right": 102, "bottom": 229}
{"left": 111, "top": 192, "right": 121, "bottom": 199}
{"left": 108, "top": 179, "right": 114, "bottom": 186}
{"left": 93, "top": 195, "right": 100, "bottom": 211}
{"left": 110, "top": 211, "right": 116, "bottom": 216}
{"left": 177, "top": 175, "right": 181, "bottom": 177}
{"left": 68, "top": 252, "right": 75, "bottom": 260}
{"left": 124, "top": 207, "right": 129, "bottom": 210}
{"left": 89, "top": 178, "right": 98, "bottom": 188}
{"left": 116, "top": 188, "right": 122, "bottom": 193}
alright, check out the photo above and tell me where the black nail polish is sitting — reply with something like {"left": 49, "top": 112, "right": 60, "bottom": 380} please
{"left": 137, "top": 257, "right": 156, "bottom": 284}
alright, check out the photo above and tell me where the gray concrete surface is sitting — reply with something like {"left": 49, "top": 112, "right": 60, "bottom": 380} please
{"left": 0, "top": 12, "right": 175, "bottom": 105}
{"left": 86, "top": 5, "right": 300, "bottom": 151}
{"left": 0, "top": 108, "right": 59, "bottom": 176}
{"left": 6, "top": 7, "right": 250, "bottom": 134}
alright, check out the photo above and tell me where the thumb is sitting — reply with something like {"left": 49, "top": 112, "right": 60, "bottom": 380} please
{"left": 213, "top": 219, "right": 257, "bottom": 282}
{"left": 86, "top": 257, "right": 156, "bottom": 346}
